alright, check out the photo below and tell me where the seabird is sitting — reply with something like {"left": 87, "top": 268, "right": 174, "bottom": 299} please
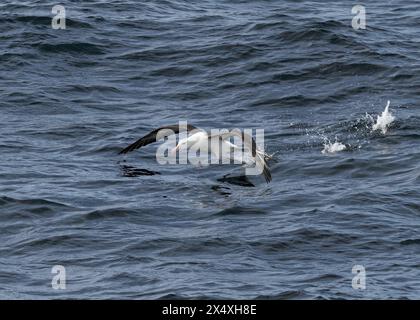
{"left": 119, "top": 124, "right": 272, "bottom": 183}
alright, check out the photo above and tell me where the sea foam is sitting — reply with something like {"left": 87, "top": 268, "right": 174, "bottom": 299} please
{"left": 322, "top": 141, "right": 347, "bottom": 154}
{"left": 372, "top": 100, "right": 395, "bottom": 134}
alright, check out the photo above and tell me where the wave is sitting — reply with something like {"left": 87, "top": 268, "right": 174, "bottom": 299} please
{"left": 35, "top": 42, "right": 106, "bottom": 55}
{"left": 248, "top": 228, "right": 359, "bottom": 251}
{"left": 400, "top": 239, "right": 420, "bottom": 246}
{"left": 272, "top": 20, "right": 350, "bottom": 43}
{"left": 63, "top": 84, "right": 121, "bottom": 94}
{"left": 14, "top": 15, "right": 93, "bottom": 29}
{"left": 83, "top": 208, "right": 137, "bottom": 220}
{"left": 0, "top": 196, "right": 69, "bottom": 208}
{"left": 255, "top": 290, "right": 308, "bottom": 300}
{"left": 214, "top": 206, "right": 268, "bottom": 216}
{"left": 112, "top": 42, "right": 260, "bottom": 64}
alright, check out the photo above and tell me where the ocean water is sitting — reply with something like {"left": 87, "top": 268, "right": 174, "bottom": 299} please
{"left": 0, "top": 0, "right": 419, "bottom": 299}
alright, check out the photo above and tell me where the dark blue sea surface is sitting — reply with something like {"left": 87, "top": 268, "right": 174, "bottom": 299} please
{"left": 0, "top": 0, "right": 419, "bottom": 299}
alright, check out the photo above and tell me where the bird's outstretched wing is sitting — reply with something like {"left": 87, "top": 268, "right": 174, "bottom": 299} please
{"left": 208, "top": 130, "right": 272, "bottom": 183}
{"left": 119, "top": 124, "right": 198, "bottom": 154}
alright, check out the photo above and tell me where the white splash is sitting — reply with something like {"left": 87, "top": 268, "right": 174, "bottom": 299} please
{"left": 322, "top": 141, "right": 347, "bottom": 154}
{"left": 372, "top": 100, "right": 395, "bottom": 134}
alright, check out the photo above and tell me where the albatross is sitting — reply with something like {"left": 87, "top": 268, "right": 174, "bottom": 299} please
{"left": 119, "top": 124, "right": 272, "bottom": 183}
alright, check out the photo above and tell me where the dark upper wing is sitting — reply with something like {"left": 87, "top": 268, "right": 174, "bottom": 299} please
{"left": 119, "top": 124, "right": 198, "bottom": 154}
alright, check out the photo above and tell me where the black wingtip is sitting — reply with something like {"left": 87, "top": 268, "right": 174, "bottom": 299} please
{"left": 263, "top": 165, "right": 272, "bottom": 184}
{"left": 118, "top": 144, "right": 138, "bottom": 155}
{"left": 118, "top": 148, "right": 129, "bottom": 155}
